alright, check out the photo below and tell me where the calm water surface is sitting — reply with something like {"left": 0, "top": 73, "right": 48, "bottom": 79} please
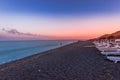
{"left": 0, "top": 40, "right": 75, "bottom": 64}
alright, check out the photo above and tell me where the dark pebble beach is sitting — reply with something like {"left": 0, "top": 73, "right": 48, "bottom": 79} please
{"left": 0, "top": 41, "right": 120, "bottom": 80}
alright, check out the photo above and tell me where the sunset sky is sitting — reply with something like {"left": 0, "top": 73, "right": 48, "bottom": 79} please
{"left": 0, "top": 0, "right": 120, "bottom": 40}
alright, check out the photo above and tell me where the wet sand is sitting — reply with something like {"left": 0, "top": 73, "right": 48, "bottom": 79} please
{"left": 0, "top": 41, "right": 120, "bottom": 80}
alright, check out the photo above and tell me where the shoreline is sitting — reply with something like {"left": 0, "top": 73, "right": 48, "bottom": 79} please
{"left": 0, "top": 41, "right": 120, "bottom": 80}
{"left": 0, "top": 40, "right": 78, "bottom": 66}
{"left": 0, "top": 40, "right": 76, "bottom": 65}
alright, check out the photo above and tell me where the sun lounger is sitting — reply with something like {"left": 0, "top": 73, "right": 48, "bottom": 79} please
{"left": 107, "top": 56, "right": 120, "bottom": 63}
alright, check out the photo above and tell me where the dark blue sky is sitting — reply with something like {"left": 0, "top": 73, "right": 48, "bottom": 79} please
{"left": 1, "top": 0, "right": 120, "bottom": 40}
{"left": 0, "top": 0, "right": 120, "bottom": 15}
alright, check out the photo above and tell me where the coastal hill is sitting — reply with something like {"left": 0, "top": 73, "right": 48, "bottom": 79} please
{"left": 98, "top": 31, "right": 120, "bottom": 39}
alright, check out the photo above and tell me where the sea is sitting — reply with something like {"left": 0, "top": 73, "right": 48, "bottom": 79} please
{"left": 0, "top": 40, "right": 76, "bottom": 65}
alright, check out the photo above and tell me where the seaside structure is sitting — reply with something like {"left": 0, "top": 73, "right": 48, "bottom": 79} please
{"left": 94, "top": 38, "right": 120, "bottom": 63}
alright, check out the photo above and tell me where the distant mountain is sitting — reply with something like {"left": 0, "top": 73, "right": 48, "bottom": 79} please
{"left": 98, "top": 31, "right": 120, "bottom": 39}
{"left": 111, "top": 31, "right": 120, "bottom": 38}
{"left": 98, "top": 34, "right": 110, "bottom": 39}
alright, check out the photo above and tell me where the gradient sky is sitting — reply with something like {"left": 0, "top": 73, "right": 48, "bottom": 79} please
{"left": 0, "top": 0, "right": 120, "bottom": 40}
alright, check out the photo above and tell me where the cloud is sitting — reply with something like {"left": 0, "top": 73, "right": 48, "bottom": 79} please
{"left": 1, "top": 28, "right": 70, "bottom": 40}
{"left": 2, "top": 28, "right": 35, "bottom": 36}
{"left": 1, "top": 28, "right": 60, "bottom": 40}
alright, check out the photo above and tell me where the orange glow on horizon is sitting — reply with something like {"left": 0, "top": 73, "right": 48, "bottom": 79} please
{"left": 1, "top": 13, "right": 120, "bottom": 40}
